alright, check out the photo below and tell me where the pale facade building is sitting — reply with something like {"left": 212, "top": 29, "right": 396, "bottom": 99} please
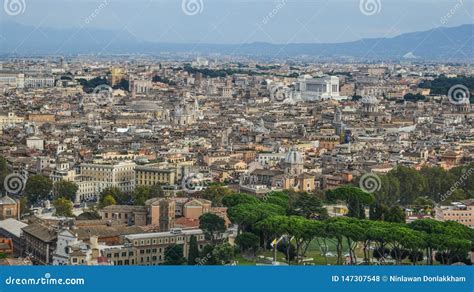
{"left": 79, "top": 161, "right": 136, "bottom": 194}
{"left": 296, "top": 76, "right": 340, "bottom": 100}
{"left": 0, "top": 112, "right": 24, "bottom": 129}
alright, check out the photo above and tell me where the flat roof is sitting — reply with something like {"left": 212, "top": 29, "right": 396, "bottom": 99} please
{"left": 0, "top": 218, "right": 28, "bottom": 238}
{"left": 125, "top": 229, "right": 203, "bottom": 240}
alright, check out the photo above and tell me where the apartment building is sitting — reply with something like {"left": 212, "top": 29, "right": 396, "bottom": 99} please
{"left": 80, "top": 161, "right": 136, "bottom": 194}
{"left": 435, "top": 199, "right": 474, "bottom": 228}
{"left": 0, "top": 72, "right": 24, "bottom": 88}
{"left": 101, "top": 198, "right": 176, "bottom": 231}
{"left": 22, "top": 223, "right": 57, "bottom": 265}
{"left": 102, "top": 228, "right": 206, "bottom": 266}
{"left": 0, "top": 112, "right": 24, "bottom": 130}
{"left": 135, "top": 164, "right": 177, "bottom": 187}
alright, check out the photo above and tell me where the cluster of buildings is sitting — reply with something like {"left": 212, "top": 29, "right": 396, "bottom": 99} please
{"left": 0, "top": 195, "right": 228, "bottom": 265}
{"left": 0, "top": 56, "right": 472, "bottom": 265}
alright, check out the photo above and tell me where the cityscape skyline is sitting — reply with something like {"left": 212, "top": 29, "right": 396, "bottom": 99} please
{"left": 0, "top": 1, "right": 473, "bottom": 289}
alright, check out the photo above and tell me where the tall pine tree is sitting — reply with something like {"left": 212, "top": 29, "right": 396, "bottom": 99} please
{"left": 188, "top": 235, "right": 199, "bottom": 265}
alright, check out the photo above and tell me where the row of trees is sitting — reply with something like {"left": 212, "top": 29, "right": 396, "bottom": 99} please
{"left": 98, "top": 185, "right": 165, "bottom": 208}
{"left": 366, "top": 164, "right": 474, "bottom": 206}
{"left": 224, "top": 190, "right": 473, "bottom": 265}
{"left": 419, "top": 76, "right": 474, "bottom": 103}
{"left": 71, "top": 186, "right": 472, "bottom": 266}
{"left": 77, "top": 76, "right": 128, "bottom": 93}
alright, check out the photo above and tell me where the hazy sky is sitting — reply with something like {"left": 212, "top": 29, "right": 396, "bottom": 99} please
{"left": 1, "top": 0, "right": 473, "bottom": 44}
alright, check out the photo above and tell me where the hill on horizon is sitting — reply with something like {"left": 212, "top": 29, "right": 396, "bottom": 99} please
{"left": 0, "top": 22, "right": 472, "bottom": 61}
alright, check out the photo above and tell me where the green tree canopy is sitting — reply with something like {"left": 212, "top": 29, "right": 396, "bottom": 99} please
{"left": 235, "top": 232, "right": 260, "bottom": 255}
{"left": 99, "top": 195, "right": 117, "bottom": 209}
{"left": 290, "top": 192, "right": 328, "bottom": 219}
{"left": 53, "top": 197, "right": 74, "bottom": 217}
{"left": 163, "top": 244, "right": 186, "bottom": 265}
{"left": 199, "top": 213, "right": 226, "bottom": 244}
{"left": 326, "top": 186, "right": 375, "bottom": 219}
{"left": 25, "top": 175, "right": 53, "bottom": 204}
{"left": 99, "top": 187, "right": 129, "bottom": 207}
{"left": 201, "top": 185, "right": 233, "bottom": 206}
{"left": 53, "top": 180, "right": 78, "bottom": 201}
{"left": 222, "top": 193, "right": 260, "bottom": 208}
{"left": 228, "top": 203, "right": 286, "bottom": 233}
{"left": 187, "top": 235, "right": 199, "bottom": 265}
{"left": 213, "top": 243, "right": 235, "bottom": 265}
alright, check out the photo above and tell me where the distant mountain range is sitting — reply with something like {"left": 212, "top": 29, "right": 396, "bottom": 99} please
{"left": 0, "top": 22, "right": 473, "bottom": 61}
